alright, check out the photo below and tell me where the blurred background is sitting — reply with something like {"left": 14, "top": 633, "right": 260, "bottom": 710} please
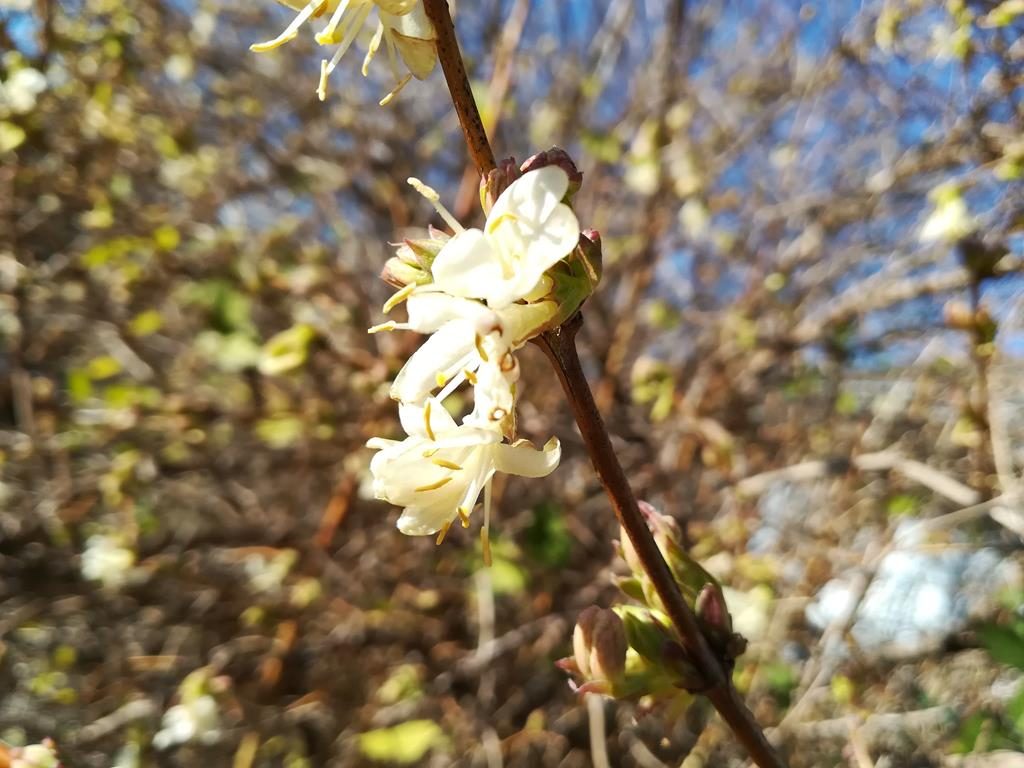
{"left": 1, "top": 0, "right": 1023, "bottom": 765}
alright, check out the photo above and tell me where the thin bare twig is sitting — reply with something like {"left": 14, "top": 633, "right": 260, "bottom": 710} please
{"left": 421, "top": 4, "right": 785, "bottom": 766}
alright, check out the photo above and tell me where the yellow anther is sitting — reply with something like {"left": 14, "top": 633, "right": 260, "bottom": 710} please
{"left": 481, "top": 527, "right": 492, "bottom": 567}
{"left": 486, "top": 212, "right": 519, "bottom": 234}
{"left": 458, "top": 506, "right": 471, "bottom": 528}
{"left": 431, "top": 458, "right": 463, "bottom": 471}
{"left": 435, "top": 371, "right": 448, "bottom": 388}
{"left": 414, "top": 477, "right": 452, "bottom": 493}
{"left": 464, "top": 368, "right": 478, "bottom": 385}
{"left": 367, "top": 321, "right": 397, "bottom": 334}
{"left": 435, "top": 520, "right": 452, "bottom": 546}
{"left": 382, "top": 283, "right": 416, "bottom": 314}
{"left": 474, "top": 334, "right": 489, "bottom": 362}
{"left": 422, "top": 448, "right": 439, "bottom": 458}
{"left": 423, "top": 401, "right": 436, "bottom": 441}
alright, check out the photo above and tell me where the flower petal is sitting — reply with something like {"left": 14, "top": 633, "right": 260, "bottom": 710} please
{"left": 430, "top": 229, "right": 505, "bottom": 300}
{"left": 492, "top": 436, "right": 561, "bottom": 478}
{"left": 390, "top": 321, "right": 475, "bottom": 402}
{"left": 404, "top": 292, "right": 495, "bottom": 333}
{"left": 398, "top": 397, "right": 457, "bottom": 438}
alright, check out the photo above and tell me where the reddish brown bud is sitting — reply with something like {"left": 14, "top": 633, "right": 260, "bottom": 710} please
{"left": 572, "top": 606, "right": 627, "bottom": 686}
{"left": 520, "top": 147, "right": 583, "bottom": 198}
{"left": 480, "top": 157, "right": 521, "bottom": 214}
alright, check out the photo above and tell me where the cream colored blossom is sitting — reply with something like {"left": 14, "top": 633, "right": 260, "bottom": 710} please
{"left": 250, "top": 0, "right": 435, "bottom": 104}
{"left": 368, "top": 399, "right": 560, "bottom": 547}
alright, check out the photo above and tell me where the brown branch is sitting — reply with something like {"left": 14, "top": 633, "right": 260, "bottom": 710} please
{"left": 420, "top": 4, "right": 785, "bottom": 766}
{"left": 423, "top": 0, "right": 496, "bottom": 176}
{"left": 537, "top": 317, "right": 786, "bottom": 768}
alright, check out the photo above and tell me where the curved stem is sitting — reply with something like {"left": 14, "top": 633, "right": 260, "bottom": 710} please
{"left": 423, "top": 0, "right": 496, "bottom": 176}
{"left": 419, "top": 3, "right": 786, "bottom": 766}
{"left": 537, "top": 318, "right": 786, "bottom": 768}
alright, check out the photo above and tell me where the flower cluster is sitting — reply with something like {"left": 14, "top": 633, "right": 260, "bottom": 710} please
{"left": 368, "top": 156, "right": 599, "bottom": 561}
{"left": 559, "top": 502, "right": 746, "bottom": 701}
{"left": 250, "top": 0, "right": 436, "bottom": 104}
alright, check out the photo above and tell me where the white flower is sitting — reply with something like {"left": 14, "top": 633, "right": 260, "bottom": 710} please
{"left": 919, "top": 185, "right": 974, "bottom": 244}
{"left": 152, "top": 695, "right": 220, "bottom": 750}
{"left": 368, "top": 398, "right": 560, "bottom": 547}
{"left": 373, "top": 292, "right": 555, "bottom": 428}
{"left": 249, "top": 0, "right": 435, "bottom": 104}
{"left": 81, "top": 534, "right": 136, "bottom": 590}
{"left": 429, "top": 167, "right": 580, "bottom": 309}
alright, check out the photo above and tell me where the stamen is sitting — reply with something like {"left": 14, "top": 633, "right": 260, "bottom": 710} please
{"left": 250, "top": 0, "right": 327, "bottom": 52}
{"left": 314, "top": 0, "right": 352, "bottom": 45}
{"left": 414, "top": 476, "right": 452, "bottom": 493}
{"left": 316, "top": 59, "right": 330, "bottom": 101}
{"left": 367, "top": 321, "right": 397, "bottom": 334}
{"left": 407, "top": 178, "right": 465, "bottom": 233}
{"left": 382, "top": 283, "right": 416, "bottom": 313}
{"left": 464, "top": 368, "right": 478, "bottom": 385}
{"left": 432, "top": 458, "right": 463, "bottom": 470}
{"left": 474, "top": 334, "right": 489, "bottom": 362}
{"left": 481, "top": 527, "right": 492, "bottom": 567}
{"left": 423, "top": 400, "right": 436, "bottom": 441}
{"left": 422, "top": 448, "right": 439, "bottom": 458}
{"left": 361, "top": 20, "right": 385, "bottom": 77}
{"left": 482, "top": 481, "right": 493, "bottom": 566}
{"left": 458, "top": 506, "right": 471, "bottom": 528}
{"left": 378, "top": 74, "right": 412, "bottom": 107}
{"left": 486, "top": 212, "right": 519, "bottom": 234}
{"left": 435, "top": 368, "right": 467, "bottom": 403}
{"left": 436, "top": 371, "right": 448, "bottom": 388}
{"left": 435, "top": 520, "right": 452, "bottom": 546}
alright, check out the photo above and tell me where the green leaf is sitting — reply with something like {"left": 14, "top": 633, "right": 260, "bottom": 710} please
{"left": 0, "top": 121, "right": 27, "bottom": 152}
{"left": 886, "top": 494, "right": 919, "bottom": 519}
{"left": 953, "top": 712, "right": 987, "bottom": 754}
{"left": 358, "top": 720, "right": 447, "bottom": 764}
{"left": 523, "top": 502, "right": 572, "bottom": 568}
{"left": 979, "top": 624, "right": 1024, "bottom": 670}
{"left": 256, "top": 416, "right": 305, "bottom": 449}
{"left": 259, "top": 324, "right": 317, "bottom": 376}
{"left": 1007, "top": 684, "right": 1024, "bottom": 737}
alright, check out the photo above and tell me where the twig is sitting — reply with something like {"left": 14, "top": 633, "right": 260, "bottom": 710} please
{"left": 539, "top": 319, "right": 786, "bottom": 768}
{"left": 422, "top": 0, "right": 496, "bottom": 176}
{"left": 422, "top": 4, "right": 785, "bottom": 765}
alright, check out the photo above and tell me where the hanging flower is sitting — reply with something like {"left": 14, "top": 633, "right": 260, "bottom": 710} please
{"left": 371, "top": 292, "right": 556, "bottom": 431}
{"left": 428, "top": 167, "right": 581, "bottom": 309}
{"left": 367, "top": 399, "right": 560, "bottom": 557}
{"left": 249, "top": 0, "right": 436, "bottom": 104}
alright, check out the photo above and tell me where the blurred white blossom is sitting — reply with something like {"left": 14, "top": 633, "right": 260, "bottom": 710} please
{"left": 80, "top": 534, "right": 136, "bottom": 590}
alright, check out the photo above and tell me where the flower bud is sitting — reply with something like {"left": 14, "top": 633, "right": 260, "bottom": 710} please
{"left": 638, "top": 501, "right": 718, "bottom": 602}
{"left": 617, "top": 605, "right": 673, "bottom": 665}
{"left": 480, "top": 157, "right": 521, "bottom": 215}
{"left": 382, "top": 231, "right": 450, "bottom": 288}
{"left": 520, "top": 147, "right": 583, "bottom": 201}
{"left": 695, "top": 583, "right": 732, "bottom": 636}
{"left": 380, "top": 256, "right": 429, "bottom": 289}
{"left": 572, "top": 606, "right": 627, "bottom": 688}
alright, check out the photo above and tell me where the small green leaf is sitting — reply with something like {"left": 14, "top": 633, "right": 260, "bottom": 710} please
{"left": 256, "top": 416, "right": 305, "bottom": 449}
{"left": 523, "top": 502, "right": 572, "bottom": 568}
{"left": 358, "top": 720, "right": 447, "bottom": 764}
{"left": 259, "top": 324, "right": 317, "bottom": 376}
{"left": 979, "top": 624, "right": 1024, "bottom": 670}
